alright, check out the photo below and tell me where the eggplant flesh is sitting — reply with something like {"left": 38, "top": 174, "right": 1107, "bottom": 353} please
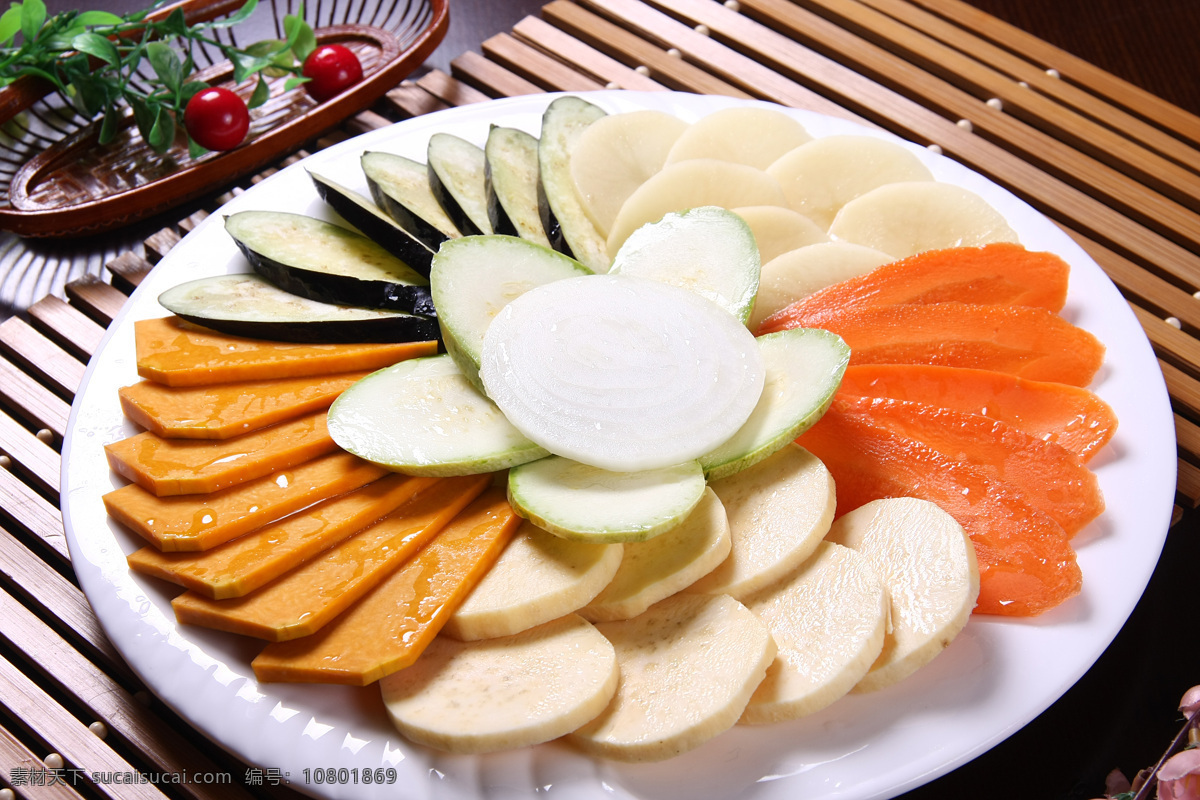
{"left": 158, "top": 274, "right": 439, "bottom": 344}
{"left": 427, "top": 132, "right": 492, "bottom": 236}
{"left": 362, "top": 151, "right": 461, "bottom": 251}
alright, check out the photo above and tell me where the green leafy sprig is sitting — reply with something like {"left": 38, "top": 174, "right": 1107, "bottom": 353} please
{"left": 0, "top": 0, "right": 318, "bottom": 155}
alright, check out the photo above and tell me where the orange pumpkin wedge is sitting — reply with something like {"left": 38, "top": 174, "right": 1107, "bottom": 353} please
{"left": 135, "top": 316, "right": 435, "bottom": 387}
{"left": 171, "top": 474, "right": 490, "bottom": 641}
{"left": 104, "top": 411, "right": 336, "bottom": 497}
{"left": 758, "top": 242, "right": 1069, "bottom": 330}
{"left": 251, "top": 487, "right": 520, "bottom": 685}
{"left": 797, "top": 400, "right": 1081, "bottom": 616}
{"left": 103, "top": 451, "right": 388, "bottom": 552}
{"left": 837, "top": 364, "right": 1118, "bottom": 462}
{"left": 119, "top": 371, "right": 370, "bottom": 439}
{"left": 836, "top": 395, "right": 1104, "bottom": 536}
{"left": 128, "top": 474, "right": 439, "bottom": 598}
{"left": 760, "top": 301, "right": 1104, "bottom": 386}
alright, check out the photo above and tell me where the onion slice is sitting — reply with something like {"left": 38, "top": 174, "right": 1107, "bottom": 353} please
{"left": 479, "top": 274, "right": 765, "bottom": 472}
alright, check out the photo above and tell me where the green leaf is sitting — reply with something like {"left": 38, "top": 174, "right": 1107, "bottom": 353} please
{"left": 0, "top": 7, "right": 22, "bottom": 45}
{"left": 130, "top": 96, "right": 155, "bottom": 139}
{"left": 69, "top": 74, "right": 106, "bottom": 117}
{"left": 21, "top": 0, "right": 46, "bottom": 43}
{"left": 247, "top": 74, "right": 269, "bottom": 108}
{"left": 146, "top": 41, "right": 183, "bottom": 93}
{"left": 98, "top": 103, "right": 118, "bottom": 145}
{"left": 72, "top": 32, "right": 120, "bottom": 66}
{"left": 283, "top": 75, "right": 309, "bottom": 92}
{"left": 208, "top": 0, "right": 258, "bottom": 29}
{"left": 179, "top": 79, "right": 208, "bottom": 106}
{"left": 187, "top": 135, "right": 208, "bottom": 159}
{"left": 75, "top": 10, "right": 125, "bottom": 27}
{"left": 162, "top": 7, "right": 188, "bottom": 37}
{"left": 284, "top": 12, "right": 315, "bottom": 62}
{"left": 147, "top": 104, "right": 175, "bottom": 153}
{"left": 245, "top": 38, "right": 294, "bottom": 77}
{"left": 230, "top": 50, "right": 270, "bottom": 84}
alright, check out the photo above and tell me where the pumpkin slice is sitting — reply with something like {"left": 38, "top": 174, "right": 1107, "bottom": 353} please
{"left": 171, "top": 475, "right": 489, "bottom": 641}
{"left": 127, "top": 474, "right": 438, "bottom": 598}
{"left": 104, "top": 412, "right": 337, "bottom": 496}
{"left": 103, "top": 452, "right": 387, "bottom": 552}
{"left": 135, "top": 316, "right": 434, "bottom": 387}
{"left": 118, "top": 372, "right": 369, "bottom": 439}
{"left": 251, "top": 487, "right": 519, "bottom": 685}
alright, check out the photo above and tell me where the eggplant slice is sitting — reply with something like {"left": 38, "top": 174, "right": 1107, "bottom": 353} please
{"left": 486, "top": 126, "right": 551, "bottom": 247}
{"left": 362, "top": 151, "right": 461, "bottom": 251}
{"left": 158, "top": 274, "right": 439, "bottom": 344}
{"left": 224, "top": 210, "right": 435, "bottom": 316}
{"left": 427, "top": 132, "right": 493, "bottom": 236}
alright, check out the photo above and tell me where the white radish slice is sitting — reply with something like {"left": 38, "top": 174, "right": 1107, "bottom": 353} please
{"left": 570, "top": 593, "right": 775, "bottom": 762}
{"left": 732, "top": 205, "right": 828, "bottom": 264}
{"left": 700, "top": 328, "right": 849, "bottom": 481}
{"left": 507, "top": 456, "right": 707, "bottom": 543}
{"left": 479, "top": 274, "right": 765, "bottom": 472}
{"left": 380, "top": 614, "right": 617, "bottom": 754}
{"left": 828, "top": 181, "right": 1019, "bottom": 258}
{"left": 690, "top": 444, "right": 835, "bottom": 599}
{"left": 606, "top": 159, "right": 788, "bottom": 256}
{"left": 740, "top": 541, "right": 887, "bottom": 724}
{"left": 431, "top": 234, "right": 592, "bottom": 391}
{"left": 327, "top": 354, "right": 547, "bottom": 476}
{"left": 767, "top": 135, "right": 934, "bottom": 230}
{"left": 570, "top": 110, "right": 689, "bottom": 237}
{"left": 665, "top": 107, "right": 811, "bottom": 170}
{"left": 581, "top": 487, "right": 730, "bottom": 622}
{"left": 443, "top": 520, "right": 623, "bottom": 641}
{"left": 610, "top": 206, "right": 760, "bottom": 323}
{"left": 826, "top": 497, "right": 980, "bottom": 692}
{"left": 539, "top": 96, "right": 611, "bottom": 272}
{"left": 749, "top": 241, "right": 894, "bottom": 330}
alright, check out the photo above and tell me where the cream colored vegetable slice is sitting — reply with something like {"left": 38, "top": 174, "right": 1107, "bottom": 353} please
{"left": 828, "top": 181, "right": 1019, "bottom": 258}
{"left": 606, "top": 159, "right": 788, "bottom": 256}
{"left": 665, "top": 107, "right": 811, "bottom": 169}
{"left": 767, "top": 135, "right": 934, "bottom": 230}
{"left": 732, "top": 205, "right": 827, "bottom": 264}
{"left": 443, "top": 520, "right": 623, "bottom": 641}
{"left": 741, "top": 541, "right": 887, "bottom": 724}
{"left": 507, "top": 456, "right": 707, "bottom": 543}
{"left": 380, "top": 614, "right": 617, "bottom": 754}
{"left": 749, "top": 241, "right": 894, "bottom": 330}
{"left": 581, "top": 487, "right": 730, "bottom": 623}
{"left": 570, "top": 593, "right": 775, "bottom": 762}
{"left": 570, "top": 110, "right": 689, "bottom": 237}
{"left": 690, "top": 444, "right": 835, "bottom": 599}
{"left": 826, "top": 497, "right": 980, "bottom": 693}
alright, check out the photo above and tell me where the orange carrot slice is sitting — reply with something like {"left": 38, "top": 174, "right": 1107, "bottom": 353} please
{"left": 760, "top": 302, "right": 1104, "bottom": 386}
{"left": 758, "top": 243, "right": 1069, "bottom": 331}
{"left": 797, "top": 401, "right": 1082, "bottom": 616}
{"left": 104, "top": 411, "right": 337, "bottom": 496}
{"left": 127, "top": 474, "right": 439, "bottom": 598}
{"left": 836, "top": 395, "right": 1104, "bottom": 536}
{"left": 251, "top": 487, "right": 520, "bottom": 685}
{"left": 837, "top": 364, "right": 1118, "bottom": 461}
{"left": 171, "top": 474, "right": 489, "bottom": 641}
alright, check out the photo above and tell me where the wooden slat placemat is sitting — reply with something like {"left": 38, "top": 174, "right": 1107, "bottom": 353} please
{"left": 0, "top": 1, "right": 1196, "bottom": 798}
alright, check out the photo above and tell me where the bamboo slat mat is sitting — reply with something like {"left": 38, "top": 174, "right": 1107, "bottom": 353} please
{"left": 2, "top": 0, "right": 1197, "bottom": 798}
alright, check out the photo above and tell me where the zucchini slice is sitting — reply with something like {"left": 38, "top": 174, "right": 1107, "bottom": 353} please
{"left": 362, "top": 151, "right": 462, "bottom": 251}
{"left": 224, "top": 211, "right": 435, "bottom": 316}
{"left": 308, "top": 170, "right": 435, "bottom": 276}
{"left": 158, "top": 274, "right": 439, "bottom": 344}
{"left": 427, "top": 132, "right": 493, "bottom": 236}
{"left": 537, "top": 96, "right": 611, "bottom": 272}
{"left": 485, "top": 126, "right": 551, "bottom": 247}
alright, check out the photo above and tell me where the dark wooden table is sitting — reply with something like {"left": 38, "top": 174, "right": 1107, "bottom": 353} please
{"left": 4, "top": 2, "right": 1199, "bottom": 799}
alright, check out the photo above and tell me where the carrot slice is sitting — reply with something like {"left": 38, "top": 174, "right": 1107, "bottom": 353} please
{"left": 758, "top": 243, "right": 1069, "bottom": 331}
{"left": 103, "top": 452, "right": 388, "bottom": 552}
{"left": 171, "top": 474, "right": 489, "bottom": 641}
{"left": 119, "top": 371, "right": 370, "bottom": 439}
{"left": 797, "top": 401, "right": 1082, "bottom": 616}
{"left": 251, "top": 487, "right": 520, "bottom": 685}
{"left": 128, "top": 474, "right": 439, "bottom": 598}
{"left": 136, "top": 316, "right": 435, "bottom": 387}
{"left": 836, "top": 395, "right": 1104, "bottom": 536}
{"left": 104, "top": 411, "right": 337, "bottom": 496}
{"left": 837, "top": 364, "right": 1118, "bottom": 461}
{"left": 761, "top": 302, "right": 1104, "bottom": 386}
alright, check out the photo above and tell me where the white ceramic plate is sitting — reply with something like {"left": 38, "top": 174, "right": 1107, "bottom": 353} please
{"left": 61, "top": 91, "right": 1176, "bottom": 800}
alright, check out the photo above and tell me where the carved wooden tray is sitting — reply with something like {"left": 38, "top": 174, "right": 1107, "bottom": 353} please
{"left": 0, "top": 0, "right": 448, "bottom": 238}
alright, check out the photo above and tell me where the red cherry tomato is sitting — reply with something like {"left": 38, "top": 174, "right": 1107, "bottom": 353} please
{"left": 184, "top": 87, "right": 250, "bottom": 151}
{"left": 301, "top": 44, "right": 364, "bottom": 102}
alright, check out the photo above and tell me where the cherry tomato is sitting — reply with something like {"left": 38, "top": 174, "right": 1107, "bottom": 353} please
{"left": 184, "top": 87, "right": 250, "bottom": 151}
{"left": 301, "top": 44, "right": 364, "bottom": 102}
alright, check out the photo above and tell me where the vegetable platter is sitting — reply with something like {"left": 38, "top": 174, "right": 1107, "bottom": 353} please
{"left": 60, "top": 91, "right": 1176, "bottom": 800}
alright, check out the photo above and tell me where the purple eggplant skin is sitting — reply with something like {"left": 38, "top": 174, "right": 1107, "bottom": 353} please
{"left": 309, "top": 171, "right": 435, "bottom": 276}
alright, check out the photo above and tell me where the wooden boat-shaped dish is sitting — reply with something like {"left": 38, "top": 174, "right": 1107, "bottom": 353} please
{"left": 0, "top": 0, "right": 448, "bottom": 238}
